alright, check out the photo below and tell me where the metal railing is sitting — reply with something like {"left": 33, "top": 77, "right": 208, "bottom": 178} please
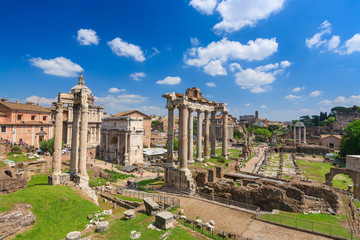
{"left": 258, "top": 213, "right": 356, "bottom": 240}
{"left": 117, "top": 189, "right": 180, "bottom": 208}
{"left": 176, "top": 214, "right": 251, "bottom": 240}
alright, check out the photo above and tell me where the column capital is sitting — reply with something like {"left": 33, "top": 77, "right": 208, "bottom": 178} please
{"left": 55, "top": 102, "right": 64, "bottom": 112}
{"left": 196, "top": 109, "right": 203, "bottom": 113}
{"left": 166, "top": 105, "right": 175, "bottom": 110}
{"left": 204, "top": 110, "right": 210, "bottom": 115}
{"left": 188, "top": 107, "right": 194, "bottom": 112}
{"left": 222, "top": 110, "right": 229, "bottom": 115}
{"left": 178, "top": 104, "right": 188, "bottom": 110}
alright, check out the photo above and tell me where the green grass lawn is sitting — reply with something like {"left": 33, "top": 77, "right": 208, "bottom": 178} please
{"left": 0, "top": 185, "right": 101, "bottom": 240}
{"left": 114, "top": 194, "right": 143, "bottom": 203}
{"left": 92, "top": 213, "right": 199, "bottom": 240}
{"left": 297, "top": 160, "right": 353, "bottom": 190}
{"left": 0, "top": 161, "right": 5, "bottom": 167}
{"left": 89, "top": 178, "right": 109, "bottom": 188}
{"left": 259, "top": 212, "right": 351, "bottom": 238}
{"left": 27, "top": 174, "right": 49, "bottom": 187}
{"left": 7, "top": 152, "right": 40, "bottom": 162}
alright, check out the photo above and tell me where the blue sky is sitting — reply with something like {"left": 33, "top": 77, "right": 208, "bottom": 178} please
{"left": 1, "top": 0, "right": 360, "bottom": 121}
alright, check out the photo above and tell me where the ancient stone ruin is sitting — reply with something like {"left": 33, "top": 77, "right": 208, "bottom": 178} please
{"left": 48, "top": 73, "right": 98, "bottom": 204}
{"left": 162, "top": 87, "right": 228, "bottom": 193}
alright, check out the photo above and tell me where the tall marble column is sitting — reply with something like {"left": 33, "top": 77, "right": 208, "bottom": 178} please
{"left": 78, "top": 100, "right": 89, "bottom": 179}
{"left": 196, "top": 110, "right": 203, "bottom": 162}
{"left": 210, "top": 111, "right": 216, "bottom": 158}
{"left": 204, "top": 111, "right": 210, "bottom": 159}
{"left": 222, "top": 111, "right": 228, "bottom": 159}
{"left": 70, "top": 104, "right": 81, "bottom": 176}
{"left": 304, "top": 127, "right": 306, "bottom": 144}
{"left": 166, "top": 107, "right": 175, "bottom": 163}
{"left": 52, "top": 102, "right": 63, "bottom": 176}
{"left": 298, "top": 127, "right": 301, "bottom": 144}
{"left": 187, "top": 108, "right": 194, "bottom": 163}
{"left": 124, "top": 131, "right": 129, "bottom": 165}
{"left": 294, "top": 126, "right": 296, "bottom": 144}
{"left": 179, "top": 105, "right": 188, "bottom": 169}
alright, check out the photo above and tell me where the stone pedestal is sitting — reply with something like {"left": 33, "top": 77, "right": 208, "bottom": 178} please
{"left": 155, "top": 211, "right": 174, "bottom": 230}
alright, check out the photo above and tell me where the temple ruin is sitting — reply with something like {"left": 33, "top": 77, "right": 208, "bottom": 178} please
{"left": 48, "top": 73, "right": 97, "bottom": 204}
{"left": 162, "top": 87, "right": 228, "bottom": 193}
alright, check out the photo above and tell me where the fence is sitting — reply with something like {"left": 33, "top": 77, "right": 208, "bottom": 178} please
{"left": 198, "top": 192, "right": 259, "bottom": 212}
{"left": 176, "top": 214, "right": 251, "bottom": 240}
{"left": 258, "top": 213, "right": 356, "bottom": 240}
{"left": 117, "top": 189, "right": 180, "bottom": 208}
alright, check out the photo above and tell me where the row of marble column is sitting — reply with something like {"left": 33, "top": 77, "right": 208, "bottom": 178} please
{"left": 52, "top": 102, "right": 89, "bottom": 179}
{"left": 166, "top": 105, "right": 228, "bottom": 170}
{"left": 294, "top": 126, "right": 306, "bottom": 144}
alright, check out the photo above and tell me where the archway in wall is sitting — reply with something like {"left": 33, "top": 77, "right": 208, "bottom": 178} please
{"left": 109, "top": 136, "right": 118, "bottom": 157}
{"left": 332, "top": 173, "right": 354, "bottom": 191}
{"left": 18, "top": 138, "right": 23, "bottom": 145}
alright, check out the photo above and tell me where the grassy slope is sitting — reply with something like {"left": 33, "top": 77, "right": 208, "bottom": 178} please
{"left": 0, "top": 184, "right": 101, "bottom": 240}
{"left": 93, "top": 213, "right": 198, "bottom": 240}
{"left": 7, "top": 152, "right": 40, "bottom": 162}
{"left": 297, "top": 160, "right": 353, "bottom": 190}
{"left": 27, "top": 174, "right": 49, "bottom": 187}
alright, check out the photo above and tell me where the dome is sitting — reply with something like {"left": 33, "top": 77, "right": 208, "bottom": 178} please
{"left": 69, "top": 73, "right": 94, "bottom": 105}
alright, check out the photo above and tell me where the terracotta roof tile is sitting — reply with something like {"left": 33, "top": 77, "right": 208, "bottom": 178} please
{"left": 0, "top": 101, "right": 51, "bottom": 112}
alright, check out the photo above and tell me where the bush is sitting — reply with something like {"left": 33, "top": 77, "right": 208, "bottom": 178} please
{"left": 11, "top": 145, "right": 22, "bottom": 153}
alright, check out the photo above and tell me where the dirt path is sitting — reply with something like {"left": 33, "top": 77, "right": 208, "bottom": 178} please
{"left": 241, "top": 145, "right": 267, "bottom": 173}
{"left": 174, "top": 195, "right": 331, "bottom": 240}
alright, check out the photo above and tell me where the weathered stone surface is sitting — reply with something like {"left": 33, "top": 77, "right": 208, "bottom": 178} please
{"left": 0, "top": 204, "right": 36, "bottom": 239}
{"left": 124, "top": 209, "right": 135, "bottom": 220}
{"left": 209, "top": 220, "right": 215, "bottom": 226}
{"left": 66, "top": 231, "right": 81, "bottom": 240}
{"left": 96, "top": 221, "right": 109, "bottom": 232}
{"left": 87, "top": 214, "right": 93, "bottom": 220}
{"left": 155, "top": 211, "right": 173, "bottom": 230}
{"left": 143, "top": 197, "right": 160, "bottom": 215}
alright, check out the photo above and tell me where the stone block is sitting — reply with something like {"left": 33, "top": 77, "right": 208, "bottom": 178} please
{"left": 124, "top": 209, "right": 135, "bottom": 220}
{"left": 143, "top": 197, "right": 160, "bottom": 215}
{"left": 66, "top": 231, "right": 81, "bottom": 240}
{"left": 96, "top": 221, "right": 109, "bottom": 232}
{"left": 87, "top": 214, "right": 93, "bottom": 220}
{"left": 209, "top": 220, "right": 215, "bottom": 226}
{"left": 155, "top": 211, "right": 173, "bottom": 230}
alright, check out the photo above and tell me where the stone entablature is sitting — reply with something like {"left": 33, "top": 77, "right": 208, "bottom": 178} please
{"left": 100, "top": 116, "right": 144, "bottom": 165}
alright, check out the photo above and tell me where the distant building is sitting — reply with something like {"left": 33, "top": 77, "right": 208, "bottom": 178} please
{"left": 320, "top": 134, "right": 341, "bottom": 150}
{"left": 332, "top": 107, "right": 360, "bottom": 132}
{"left": 100, "top": 116, "right": 144, "bottom": 165}
{"left": 111, "top": 110, "right": 151, "bottom": 148}
{"left": 239, "top": 110, "right": 259, "bottom": 126}
{"left": 0, "top": 98, "right": 52, "bottom": 148}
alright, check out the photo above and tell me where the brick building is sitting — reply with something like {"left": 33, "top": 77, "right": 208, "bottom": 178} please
{"left": 0, "top": 99, "right": 52, "bottom": 148}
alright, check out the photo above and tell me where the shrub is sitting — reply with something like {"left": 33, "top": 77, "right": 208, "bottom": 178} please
{"left": 11, "top": 145, "right": 22, "bottom": 154}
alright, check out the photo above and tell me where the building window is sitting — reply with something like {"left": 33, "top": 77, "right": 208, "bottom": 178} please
{"left": 43, "top": 116, "right": 47, "bottom": 121}
{"left": 1, "top": 126, "right": 5, "bottom": 132}
{"left": 31, "top": 115, "right": 36, "bottom": 120}
{"left": 17, "top": 115, "right": 22, "bottom": 120}
{"left": 40, "top": 126, "right": 44, "bottom": 131}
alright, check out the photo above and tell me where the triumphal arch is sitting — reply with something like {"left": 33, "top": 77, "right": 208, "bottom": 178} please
{"left": 162, "top": 87, "right": 228, "bottom": 193}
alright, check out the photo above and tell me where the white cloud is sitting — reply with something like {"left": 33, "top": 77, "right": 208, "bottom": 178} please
{"left": 234, "top": 60, "right": 291, "bottom": 93}
{"left": 285, "top": 94, "right": 302, "bottom": 101}
{"left": 229, "top": 63, "right": 242, "bottom": 72}
{"left": 108, "top": 88, "right": 126, "bottom": 93}
{"left": 185, "top": 37, "right": 278, "bottom": 76}
{"left": 244, "top": 103, "right": 251, "bottom": 107}
{"left": 319, "top": 95, "right": 360, "bottom": 107}
{"left": 260, "top": 105, "right": 267, "bottom": 109}
{"left": 306, "top": 20, "right": 332, "bottom": 49}
{"left": 139, "top": 106, "right": 166, "bottom": 116}
{"left": 203, "top": 60, "right": 227, "bottom": 76}
{"left": 189, "top": 0, "right": 218, "bottom": 15}
{"left": 190, "top": 37, "right": 200, "bottom": 46}
{"left": 309, "top": 90, "right": 322, "bottom": 97}
{"left": 328, "top": 35, "right": 340, "bottom": 50}
{"left": 156, "top": 76, "right": 181, "bottom": 85}
{"left": 291, "top": 87, "right": 304, "bottom": 93}
{"left": 107, "top": 37, "right": 145, "bottom": 62}
{"left": 130, "top": 72, "right": 146, "bottom": 81}
{"left": 76, "top": 29, "right": 99, "bottom": 46}
{"left": 29, "top": 57, "right": 83, "bottom": 77}
{"left": 25, "top": 95, "right": 57, "bottom": 106}
{"left": 213, "top": 0, "right": 285, "bottom": 33}
{"left": 206, "top": 82, "right": 216, "bottom": 87}
{"left": 344, "top": 33, "right": 360, "bottom": 54}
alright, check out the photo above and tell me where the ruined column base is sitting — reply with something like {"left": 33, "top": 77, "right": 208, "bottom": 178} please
{"left": 195, "top": 158, "right": 203, "bottom": 162}
{"left": 210, "top": 154, "right": 217, "bottom": 158}
{"left": 48, "top": 172, "right": 71, "bottom": 185}
{"left": 164, "top": 166, "right": 196, "bottom": 195}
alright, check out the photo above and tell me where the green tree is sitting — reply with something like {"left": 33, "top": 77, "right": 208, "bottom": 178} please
{"left": 151, "top": 120, "right": 163, "bottom": 131}
{"left": 268, "top": 125, "right": 280, "bottom": 132}
{"left": 253, "top": 128, "right": 271, "bottom": 141}
{"left": 234, "top": 129, "right": 242, "bottom": 140}
{"left": 39, "top": 138, "right": 63, "bottom": 155}
{"left": 165, "top": 138, "right": 179, "bottom": 151}
{"left": 340, "top": 120, "right": 360, "bottom": 158}
{"left": 11, "top": 145, "right": 22, "bottom": 154}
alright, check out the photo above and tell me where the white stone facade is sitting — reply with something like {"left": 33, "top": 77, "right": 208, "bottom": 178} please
{"left": 100, "top": 116, "right": 144, "bottom": 165}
